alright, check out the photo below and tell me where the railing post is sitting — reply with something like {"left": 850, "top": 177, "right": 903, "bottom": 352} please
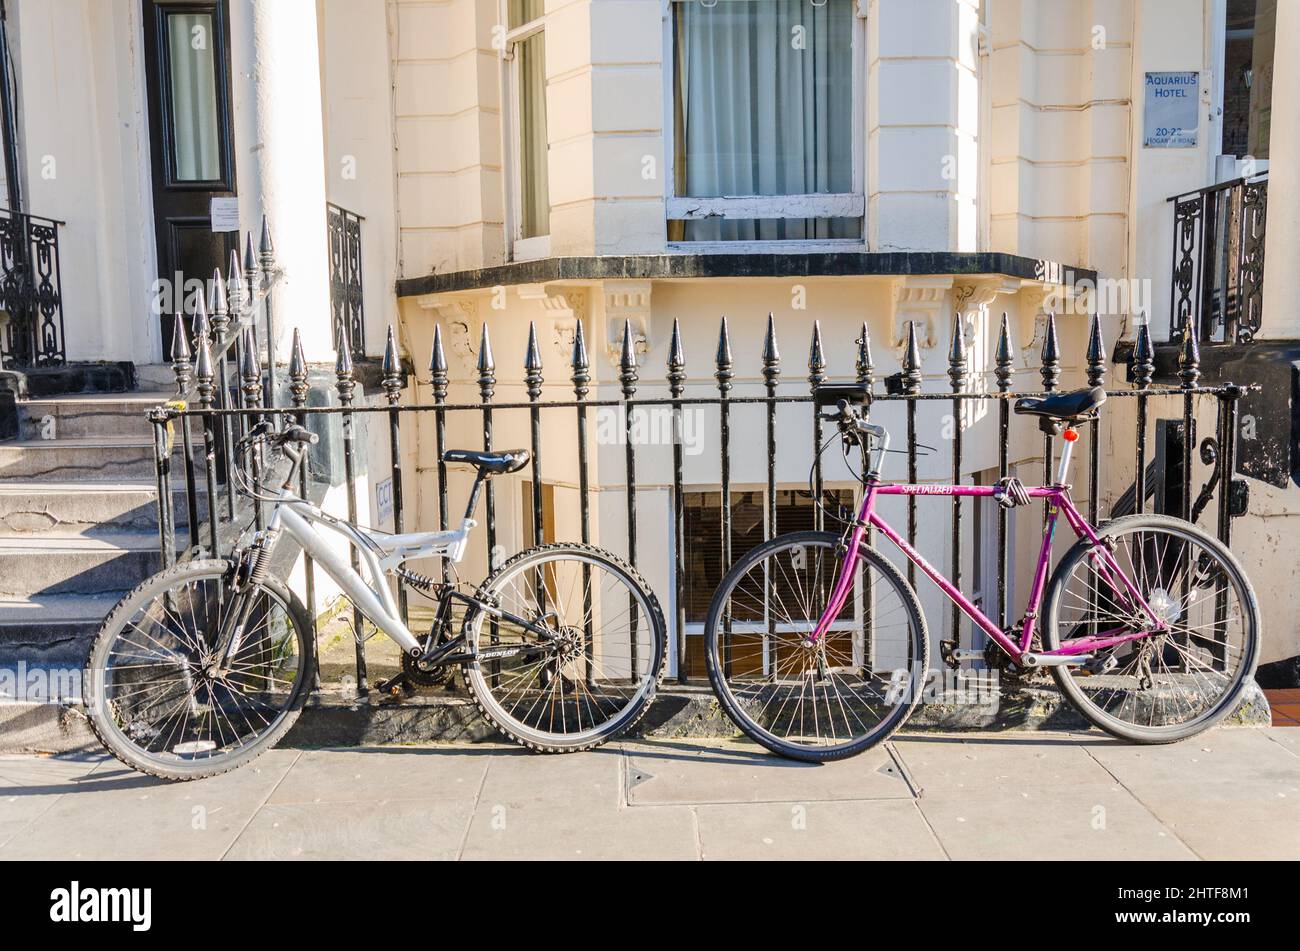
{"left": 209, "top": 267, "right": 237, "bottom": 522}
{"left": 946, "top": 313, "right": 967, "bottom": 655}
{"left": 994, "top": 313, "right": 1014, "bottom": 632}
{"left": 855, "top": 320, "right": 874, "bottom": 671}
{"left": 289, "top": 328, "right": 319, "bottom": 689}
{"left": 620, "top": 319, "right": 641, "bottom": 677}
{"left": 808, "top": 321, "right": 826, "bottom": 531}
{"left": 1132, "top": 322, "right": 1154, "bottom": 514}
{"left": 430, "top": 325, "right": 450, "bottom": 585}
{"left": 239, "top": 327, "right": 265, "bottom": 531}
{"left": 524, "top": 321, "right": 545, "bottom": 546}
{"left": 901, "top": 320, "right": 921, "bottom": 588}
{"left": 477, "top": 324, "right": 500, "bottom": 684}
{"left": 1178, "top": 321, "right": 1202, "bottom": 522}
{"left": 668, "top": 317, "right": 688, "bottom": 682}
{"left": 193, "top": 301, "right": 220, "bottom": 559}
{"left": 714, "top": 317, "right": 732, "bottom": 677}
{"left": 171, "top": 312, "right": 200, "bottom": 552}
{"left": 382, "top": 326, "right": 408, "bottom": 627}
{"left": 524, "top": 321, "right": 547, "bottom": 621}
{"left": 260, "top": 216, "right": 278, "bottom": 411}
{"left": 1085, "top": 313, "right": 1106, "bottom": 527}
{"left": 1040, "top": 311, "right": 1060, "bottom": 509}
{"left": 571, "top": 319, "right": 594, "bottom": 680}
{"left": 150, "top": 407, "right": 177, "bottom": 570}
{"left": 335, "top": 326, "right": 366, "bottom": 693}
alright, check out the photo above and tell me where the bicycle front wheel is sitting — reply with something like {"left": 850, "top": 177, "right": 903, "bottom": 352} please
{"left": 84, "top": 559, "right": 314, "bottom": 781}
{"left": 463, "top": 544, "right": 665, "bottom": 752}
{"left": 1042, "top": 514, "right": 1260, "bottom": 743}
{"left": 704, "top": 531, "right": 929, "bottom": 762}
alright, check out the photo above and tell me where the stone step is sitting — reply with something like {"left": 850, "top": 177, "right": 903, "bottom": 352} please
{"left": 0, "top": 436, "right": 190, "bottom": 481}
{"left": 0, "top": 594, "right": 120, "bottom": 664}
{"left": 0, "top": 532, "right": 159, "bottom": 599}
{"left": 15, "top": 393, "right": 175, "bottom": 441}
{"left": 0, "top": 481, "right": 207, "bottom": 534}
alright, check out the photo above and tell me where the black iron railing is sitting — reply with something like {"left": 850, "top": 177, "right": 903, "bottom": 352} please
{"left": 1169, "top": 174, "right": 1267, "bottom": 344}
{"left": 0, "top": 208, "right": 66, "bottom": 368}
{"left": 327, "top": 203, "right": 364, "bottom": 354}
{"left": 150, "top": 306, "right": 1251, "bottom": 693}
{"left": 151, "top": 215, "right": 291, "bottom": 562}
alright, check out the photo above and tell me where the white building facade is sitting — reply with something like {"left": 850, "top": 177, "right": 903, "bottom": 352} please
{"left": 0, "top": 0, "right": 1296, "bottom": 679}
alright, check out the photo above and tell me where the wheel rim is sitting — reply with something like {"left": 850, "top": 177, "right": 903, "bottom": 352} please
{"left": 1049, "top": 523, "right": 1256, "bottom": 732}
{"left": 709, "top": 536, "right": 925, "bottom": 753}
{"left": 90, "top": 572, "right": 305, "bottom": 766}
{"left": 467, "top": 551, "right": 660, "bottom": 743}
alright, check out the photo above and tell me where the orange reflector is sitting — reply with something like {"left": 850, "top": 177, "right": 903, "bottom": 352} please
{"left": 1063, "top": 428, "right": 1080, "bottom": 442}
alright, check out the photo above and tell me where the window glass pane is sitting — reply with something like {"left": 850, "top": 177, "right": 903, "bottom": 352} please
{"left": 509, "top": 0, "right": 544, "bottom": 30}
{"left": 1222, "top": 0, "right": 1275, "bottom": 160}
{"left": 672, "top": 0, "right": 856, "bottom": 241}
{"left": 518, "top": 31, "right": 550, "bottom": 238}
{"left": 166, "top": 12, "right": 222, "bottom": 182}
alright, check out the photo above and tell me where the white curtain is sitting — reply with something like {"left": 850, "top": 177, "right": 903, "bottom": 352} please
{"left": 167, "top": 12, "right": 221, "bottom": 182}
{"left": 674, "top": 0, "right": 855, "bottom": 241}
{"left": 519, "top": 32, "right": 550, "bottom": 239}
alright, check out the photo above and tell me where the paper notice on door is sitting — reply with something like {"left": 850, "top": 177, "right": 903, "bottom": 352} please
{"left": 210, "top": 197, "right": 241, "bottom": 233}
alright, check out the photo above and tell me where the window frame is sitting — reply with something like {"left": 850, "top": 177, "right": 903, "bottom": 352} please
{"left": 660, "top": 0, "right": 868, "bottom": 253}
{"left": 500, "top": 1, "right": 551, "bottom": 262}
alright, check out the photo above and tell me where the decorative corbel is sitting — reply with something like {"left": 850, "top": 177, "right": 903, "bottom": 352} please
{"left": 416, "top": 295, "right": 479, "bottom": 368}
{"left": 545, "top": 288, "right": 589, "bottom": 357}
{"left": 953, "top": 275, "right": 1020, "bottom": 345}
{"left": 888, "top": 276, "right": 953, "bottom": 349}
{"left": 602, "top": 280, "right": 652, "bottom": 365}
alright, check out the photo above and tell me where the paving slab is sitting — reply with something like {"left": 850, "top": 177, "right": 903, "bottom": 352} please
{"left": 477, "top": 746, "right": 623, "bottom": 808}
{"left": 1086, "top": 726, "right": 1300, "bottom": 787}
{"left": 268, "top": 746, "right": 489, "bottom": 806}
{"left": 1263, "top": 725, "right": 1300, "bottom": 756}
{"left": 1109, "top": 778, "right": 1300, "bottom": 860}
{"left": 461, "top": 801, "right": 698, "bottom": 860}
{"left": 695, "top": 799, "right": 945, "bottom": 860}
{"left": 623, "top": 739, "right": 912, "bottom": 805}
{"left": 891, "top": 733, "right": 1119, "bottom": 800}
{"left": 917, "top": 783, "right": 1197, "bottom": 861}
{"left": 0, "top": 750, "right": 299, "bottom": 860}
{"left": 225, "top": 799, "right": 472, "bottom": 860}
{"left": 0, "top": 753, "right": 106, "bottom": 846}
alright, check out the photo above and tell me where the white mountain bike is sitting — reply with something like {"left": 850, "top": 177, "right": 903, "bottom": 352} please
{"left": 84, "top": 420, "right": 666, "bottom": 781}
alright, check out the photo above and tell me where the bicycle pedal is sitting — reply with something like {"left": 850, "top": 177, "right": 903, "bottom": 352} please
{"left": 374, "top": 674, "right": 410, "bottom": 697}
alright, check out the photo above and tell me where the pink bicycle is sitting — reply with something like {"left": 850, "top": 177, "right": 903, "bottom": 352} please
{"left": 703, "top": 384, "right": 1260, "bottom": 761}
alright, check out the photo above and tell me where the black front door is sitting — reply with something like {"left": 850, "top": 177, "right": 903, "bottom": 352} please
{"left": 142, "top": 0, "right": 237, "bottom": 359}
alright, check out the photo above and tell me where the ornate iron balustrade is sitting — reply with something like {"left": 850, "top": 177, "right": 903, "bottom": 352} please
{"left": 150, "top": 309, "right": 1251, "bottom": 693}
{"left": 327, "top": 203, "right": 364, "bottom": 354}
{"left": 1169, "top": 174, "right": 1267, "bottom": 344}
{"left": 0, "top": 208, "right": 66, "bottom": 368}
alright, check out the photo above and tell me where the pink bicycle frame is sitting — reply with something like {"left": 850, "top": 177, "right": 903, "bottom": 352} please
{"left": 810, "top": 479, "right": 1165, "bottom": 663}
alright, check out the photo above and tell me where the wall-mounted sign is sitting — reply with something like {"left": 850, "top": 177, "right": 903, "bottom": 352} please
{"left": 1143, "top": 71, "right": 1199, "bottom": 148}
{"left": 210, "top": 196, "right": 240, "bottom": 233}
{"left": 375, "top": 477, "right": 394, "bottom": 528}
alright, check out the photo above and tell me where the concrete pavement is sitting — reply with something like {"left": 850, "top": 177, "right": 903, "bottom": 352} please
{"left": 2, "top": 727, "right": 1298, "bottom": 860}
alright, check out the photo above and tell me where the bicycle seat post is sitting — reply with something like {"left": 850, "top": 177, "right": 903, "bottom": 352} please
{"left": 1055, "top": 425, "right": 1080, "bottom": 486}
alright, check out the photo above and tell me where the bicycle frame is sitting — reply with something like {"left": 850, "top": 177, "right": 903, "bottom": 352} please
{"left": 811, "top": 429, "right": 1168, "bottom": 665}
{"left": 232, "top": 449, "right": 558, "bottom": 663}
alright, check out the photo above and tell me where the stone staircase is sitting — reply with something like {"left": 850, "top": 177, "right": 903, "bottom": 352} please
{"left": 0, "top": 393, "right": 195, "bottom": 671}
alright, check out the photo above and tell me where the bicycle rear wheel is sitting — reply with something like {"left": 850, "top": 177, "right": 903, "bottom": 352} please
{"left": 463, "top": 544, "right": 665, "bottom": 752}
{"left": 1042, "top": 514, "right": 1260, "bottom": 743}
{"left": 84, "top": 559, "right": 314, "bottom": 781}
{"left": 704, "top": 531, "right": 928, "bottom": 762}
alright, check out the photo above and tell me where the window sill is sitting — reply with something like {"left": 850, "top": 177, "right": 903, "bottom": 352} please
{"left": 396, "top": 251, "right": 1096, "bottom": 298}
{"left": 512, "top": 235, "right": 551, "bottom": 263}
